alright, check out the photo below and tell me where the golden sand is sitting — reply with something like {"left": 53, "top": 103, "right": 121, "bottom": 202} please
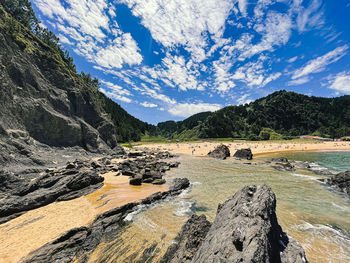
{"left": 0, "top": 172, "right": 168, "bottom": 263}
{"left": 135, "top": 141, "right": 350, "bottom": 157}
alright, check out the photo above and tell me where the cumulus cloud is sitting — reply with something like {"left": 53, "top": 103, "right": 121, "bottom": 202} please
{"left": 327, "top": 71, "right": 350, "bottom": 94}
{"left": 292, "top": 45, "right": 348, "bottom": 80}
{"left": 119, "top": 0, "right": 235, "bottom": 62}
{"left": 168, "top": 102, "right": 221, "bottom": 117}
{"left": 34, "top": 0, "right": 143, "bottom": 69}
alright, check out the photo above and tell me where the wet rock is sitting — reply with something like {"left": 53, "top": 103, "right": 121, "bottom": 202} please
{"left": 152, "top": 179, "right": 166, "bottom": 185}
{"left": 207, "top": 144, "right": 230, "bottom": 160}
{"left": 170, "top": 178, "right": 190, "bottom": 192}
{"left": 173, "top": 185, "right": 309, "bottom": 263}
{"left": 325, "top": 171, "right": 350, "bottom": 197}
{"left": 0, "top": 168, "right": 104, "bottom": 224}
{"left": 161, "top": 214, "right": 211, "bottom": 263}
{"left": 23, "top": 178, "right": 191, "bottom": 263}
{"left": 129, "top": 174, "right": 143, "bottom": 186}
{"left": 233, "top": 148, "right": 253, "bottom": 160}
{"left": 269, "top": 158, "right": 296, "bottom": 172}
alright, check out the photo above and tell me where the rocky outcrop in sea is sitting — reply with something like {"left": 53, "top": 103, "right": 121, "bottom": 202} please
{"left": 324, "top": 171, "right": 350, "bottom": 198}
{"left": 164, "top": 185, "right": 308, "bottom": 263}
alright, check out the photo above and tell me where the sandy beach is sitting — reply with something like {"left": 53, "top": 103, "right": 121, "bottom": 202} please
{"left": 0, "top": 167, "right": 168, "bottom": 263}
{"left": 135, "top": 140, "right": 350, "bottom": 157}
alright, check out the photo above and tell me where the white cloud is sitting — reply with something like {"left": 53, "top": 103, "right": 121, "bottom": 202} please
{"left": 99, "top": 88, "right": 132, "bottom": 103}
{"left": 287, "top": 76, "right": 310, "bottom": 86}
{"left": 34, "top": 0, "right": 109, "bottom": 40}
{"left": 292, "top": 45, "right": 348, "bottom": 80}
{"left": 34, "top": 0, "right": 143, "bottom": 69}
{"left": 287, "top": 56, "right": 298, "bottom": 63}
{"left": 119, "top": 0, "right": 235, "bottom": 62}
{"left": 237, "top": 94, "right": 252, "bottom": 105}
{"left": 327, "top": 71, "right": 350, "bottom": 94}
{"left": 100, "top": 80, "right": 132, "bottom": 96}
{"left": 58, "top": 34, "right": 73, "bottom": 45}
{"left": 94, "top": 33, "right": 143, "bottom": 69}
{"left": 140, "top": 102, "right": 158, "bottom": 108}
{"left": 168, "top": 102, "right": 221, "bottom": 117}
{"left": 296, "top": 0, "right": 324, "bottom": 32}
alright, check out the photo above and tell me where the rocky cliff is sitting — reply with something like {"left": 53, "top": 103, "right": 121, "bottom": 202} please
{"left": 0, "top": 6, "right": 125, "bottom": 167}
{"left": 164, "top": 185, "right": 308, "bottom": 263}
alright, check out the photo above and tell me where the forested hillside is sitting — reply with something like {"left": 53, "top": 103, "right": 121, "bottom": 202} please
{"left": 158, "top": 111, "right": 212, "bottom": 138}
{"left": 0, "top": 0, "right": 155, "bottom": 143}
{"left": 158, "top": 91, "right": 350, "bottom": 140}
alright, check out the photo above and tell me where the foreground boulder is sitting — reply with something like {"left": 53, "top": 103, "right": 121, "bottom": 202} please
{"left": 165, "top": 185, "right": 308, "bottom": 263}
{"left": 325, "top": 171, "right": 350, "bottom": 197}
{"left": 233, "top": 148, "right": 253, "bottom": 160}
{"left": 207, "top": 144, "right": 230, "bottom": 160}
{"left": 161, "top": 214, "right": 211, "bottom": 263}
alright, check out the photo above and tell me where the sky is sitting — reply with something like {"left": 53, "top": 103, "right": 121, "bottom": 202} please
{"left": 30, "top": 0, "right": 350, "bottom": 124}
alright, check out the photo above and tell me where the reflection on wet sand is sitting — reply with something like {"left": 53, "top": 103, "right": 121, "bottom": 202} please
{"left": 0, "top": 172, "right": 168, "bottom": 263}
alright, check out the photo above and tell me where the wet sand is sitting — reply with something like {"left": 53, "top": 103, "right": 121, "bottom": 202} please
{"left": 135, "top": 141, "right": 350, "bottom": 157}
{"left": 0, "top": 172, "right": 168, "bottom": 263}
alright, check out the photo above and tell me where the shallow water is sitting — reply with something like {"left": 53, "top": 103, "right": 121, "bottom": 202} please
{"left": 85, "top": 153, "right": 350, "bottom": 263}
{"left": 0, "top": 173, "right": 168, "bottom": 263}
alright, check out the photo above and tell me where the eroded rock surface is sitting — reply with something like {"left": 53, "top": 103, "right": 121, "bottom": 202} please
{"left": 325, "top": 171, "right": 350, "bottom": 197}
{"left": 165, "top": 185, "right": 308, "bottom": 263}
{"left": 233, "top": 148, "right": 253, "bottom": 160}
{"left": 207, "top": 144, "right": 230, "bottom": 160}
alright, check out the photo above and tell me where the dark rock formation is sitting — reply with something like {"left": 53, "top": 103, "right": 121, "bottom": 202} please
{"left": 0, "top": 168, "right": 104, "bottom": 224}
{"left": 207, "top": 144, "right": 230, "bottom": 160}
{"left": 117, "top": 151, "right": 180, "bottom": 186}
{"left": 22, "top": 178, "right": 190, "bottom": 263}
{"left": 161, "top": 214, "right": 211, "bottom": 263}
{"left": 268, "top": 158, "right": 296, "bottom": 172}
{"left": 233, "top": 148, "right": 253, "bottom": 160}
{"left": 166, "top": 185, "right": 308, "bottom": 263}
{"left": 0, "top": 150, "right": 181, "bottom": 224}
{"left": 325, "top": 171, "right": 350, "bottom": 197}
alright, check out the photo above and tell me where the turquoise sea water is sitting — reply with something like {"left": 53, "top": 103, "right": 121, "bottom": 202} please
{"left": 270, "top": 151, "right": 350, "bottom": 172}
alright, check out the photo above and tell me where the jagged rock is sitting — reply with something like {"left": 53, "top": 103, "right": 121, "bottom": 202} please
{"left": 207, "top": 144, "right": 230, "bottom": 160}
{"left": 0, "top": 168, "right": 104, "bottom": 224}
{"left": 233, "top": 148, "right": 253, "bottom": 160}
{"left": 269, "top": 157, "right": 296, "bottom": 172}
{"left": 161, "top": 214, "right": 211, "bottom": 263}
{"left": 325, "top": 171, "right": 350, "bottom": 197}
{"left": 170, "top": 178, "right": 190, "bottom": 192}
{"left": 174, "top": 185, "right": 309, "bottom": 263}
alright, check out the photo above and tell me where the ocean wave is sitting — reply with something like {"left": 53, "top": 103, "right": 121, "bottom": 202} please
{"left": 291, "top": 173, "right": 318, "bottom": 180}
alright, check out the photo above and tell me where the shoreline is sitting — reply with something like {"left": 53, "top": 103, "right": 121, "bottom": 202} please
{"left": 135, "top": 141, "right": 350, "bottom": 158}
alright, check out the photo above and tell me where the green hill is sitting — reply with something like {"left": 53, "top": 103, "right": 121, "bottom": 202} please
{"left": 158, "top": 91, "right": 350, "bottom": 140}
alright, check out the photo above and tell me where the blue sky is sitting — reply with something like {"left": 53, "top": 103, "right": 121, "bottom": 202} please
{"left": 31, "top": 0, "right": 350, "bottom": 124}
